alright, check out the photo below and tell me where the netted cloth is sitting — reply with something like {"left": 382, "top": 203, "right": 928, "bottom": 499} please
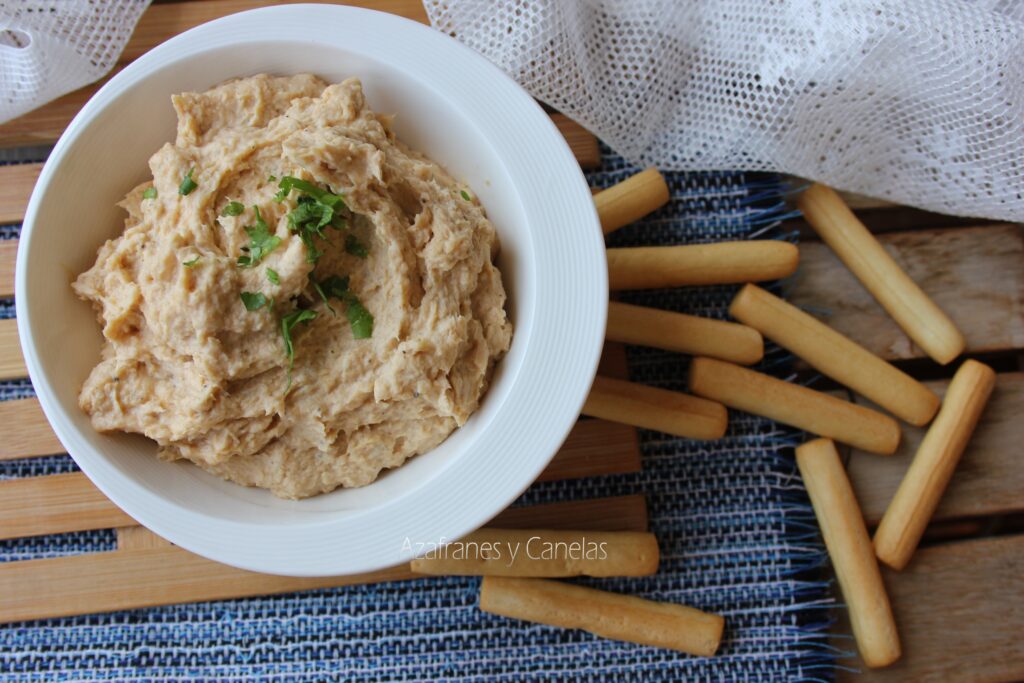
{"left": 426, "top": 0, "right": 1024, "bottom": 221}
{"left": 0, "top": 0, "right": 150, "bottom": 124}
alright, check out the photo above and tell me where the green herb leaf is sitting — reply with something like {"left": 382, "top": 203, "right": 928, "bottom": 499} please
{"left": 345, "top": 234, "right": 368, "bottom": 258}
{"left": 460, "top": 189, "right": 471, "bottom": 201}
{"left": 236, "top": 206, "right": 281, "bottom": 268}
{"left": 311, "top": 280, "right": 336, "bottom": 315}
{"left": 221, "top": 201, "right": 244, "bottom": 217}
{"left": 319, "top": 275, "right": 350, "bottom": 299}
{"left": 315, "top": 275, "right": 371, "bottom": 338}
{"left": 182, "top": 257, "right": 200, "bottom": 268}
{"left": 266, "top": 268, "right": 280, "bottom": 285}
{"left": 274, "top": 176, "right": 347, "bottom": 210}
{"left": 280, "top": 308, "right": 318, "bottom": 368}
{"left": 142, "top": 187, "right": 158, "bottom": 200}
{"left": 267, "top": 174, "right": 277, "bottom": 183}
{"left": 345, "top": 295, "right": 374, "bottom": 339}
{"left": 178, "top": 168, "right": 197, "bottom": 196}
{"left": 240, "top": 291, "right": 268, "bottom": 311}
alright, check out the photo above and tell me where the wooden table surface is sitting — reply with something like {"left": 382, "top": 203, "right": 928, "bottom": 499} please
{"left": 0, "top": 1, "right": 1021, "bottom": 681}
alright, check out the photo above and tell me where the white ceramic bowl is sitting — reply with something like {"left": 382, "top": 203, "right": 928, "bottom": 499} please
{"left": 16, "top": 5, "right": 605, "bottom": 576}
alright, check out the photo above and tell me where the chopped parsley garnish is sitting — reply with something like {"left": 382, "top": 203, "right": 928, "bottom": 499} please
{"left": 316, "top": 274, "right": 373, "bottom": 338}
{"left": 182, "top": 257, "right": 200, "bottom": 268}
{"left": 274, "top": 176, "right": 347, "bottom": 209}
{"left": 280, "top": 308, "right": 318, "bottom": 369}
{"left": 345, "top": 234, "right": 368, "bottom": 258}
{"left": 460, "top": 189, "right": 471, "bottom": 201}
{"left": 266, "top": 268, "right": 280, "bottom": 285}
{"left": 267, "top": 174, "right": 277, "bottom": 183}
{"left": 273, "top": 176, "right": 349, "bottom": 264}
{"left": 236, "top": 206, "right": 281, "bottom": 267}
{"left": 345, "top": 296, "right": 373, "bottom": 339}
{"left": 142, "top": 187, "right": 158, "bottom": 200}
{"left": 178, "top": 168, "right": 197, "bottom": 196}
{"left": 240, "top": 291, "right": 268, "bottom": 311}
{"left": 221, "top": 201, "right": 244, "bottom": 217}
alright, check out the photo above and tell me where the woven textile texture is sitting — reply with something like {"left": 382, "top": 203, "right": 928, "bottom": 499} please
{"left": 0, "top": 150, "right": 838, "bottom": 682}
{"left": 427, "top": 0, "right": 1024, "bottom": 222}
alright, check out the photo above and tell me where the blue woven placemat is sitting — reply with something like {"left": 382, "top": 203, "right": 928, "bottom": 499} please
{"left": 0, "top": 149, "right": 839, "bottom": 682}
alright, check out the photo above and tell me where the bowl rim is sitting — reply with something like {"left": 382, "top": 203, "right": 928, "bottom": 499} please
{"left": 15, "top": 4, "right": 607, "bottom": 576}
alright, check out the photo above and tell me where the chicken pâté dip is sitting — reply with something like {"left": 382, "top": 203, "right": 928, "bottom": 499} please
{"left": 73, "top": 74, "right": 513, "bottom": 499}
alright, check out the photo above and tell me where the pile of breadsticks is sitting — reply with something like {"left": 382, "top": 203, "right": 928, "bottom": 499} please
{"left": 411, "top": 172, "right": 992, "bottom": 667}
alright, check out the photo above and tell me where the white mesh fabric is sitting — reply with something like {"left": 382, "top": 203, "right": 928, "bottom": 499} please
{"left": 426, "top": 0, "right": 1024, "bottom": 221}
{"left": 0, "top": 1, "right": 150, "bottom": 125}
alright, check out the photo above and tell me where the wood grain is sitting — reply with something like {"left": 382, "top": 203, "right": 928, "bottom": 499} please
{"left": 0, "top": 319, "right": 25, "bottom": 381}
{"left": 0, "top": 163, "right": 39, "bottom": 225}
{"left": 0, "top": 473, "right": 134, "bottom": 540}
{"left": 0, "top": 422, "right": 642, "bottom": 540}
{"left": 837, "top": 534, "right": 1024, "bottom": 683}
{"left": 0, "top": 398, "right": 64, "bottom": 460}
{"left": 790, "top": 225, "right": 1024, "bottom": 361}
{"left": 0, "top": 494, "right": 647, "bottom": 623}
{"left": 0, "top": 395, "right": 638, "bottom": 484}
{"left": 536, "top": 419, "right": 641, "bottom": 482}
{"left": 119, "top": 1, "right": 430, "bottom": 65}
{"left": 850, "top": 372, "right": 1024, "bottom": 525}
{"left": 0, "top": 240, "right": 15, "bottom": 298}
{"left": 116, "top": 526, "right": 172, "bottom": 550}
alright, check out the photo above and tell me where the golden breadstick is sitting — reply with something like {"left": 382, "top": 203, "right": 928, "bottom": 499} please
{"left": 874, "top": 360, "right": 995, "bottom": 570}
{"left": 410, "top": 529, "right": 658, "bottom": 577}
{"left": 607, "top": 301, "right": 764, "bottom": 365}
{"left": 583, "top": 375, "right": 727, "bottom": 440}
{"left": 798, "top": 184, "right": 965, "bottom": 365}
{"left": 480, "top": 576, "right": 724, "bottom": 657}
{"left": 729, "top": 284, "right": 939, "bottom": 425}
{"left": 607, "top": 241, "right": 798, "bottom": 290}
{"left": 796, "top": 439, "right": 901, "bottom": 669}
{"left": 688, "top": 357, "right": 899, "bottom": 454}
{"left": 594, "top": 168, "right": 671, "bottom": 235}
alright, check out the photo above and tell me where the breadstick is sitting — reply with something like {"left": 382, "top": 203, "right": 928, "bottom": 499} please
{"left": 594, "top": 168, "right": 671, "bottom": 235}
{"left": 607, "top": 301, "right": 764, "bottom": 365}
{"left": 796, "top": 439, "right": 901, "bottom": 668}
{"left": 410, "top": 529, "right": 658, "bottom": 577}
{"left": 874, "top": 360, "right": 995, "bottom": 570}
{"left": 798, "top": 184, "right": 965, "bottom": 365}
{"left": 607, "top": 241, "right": 798, "bottom": 290}
{"left": 729, "top": 284, "right": 939, "bottom": 425}
{"left": 480, "top": 577, "right": 724, "bottom": 657}
{"left": 583, "top": 375, "right": 727, "bottom": 440}
{"left": 688, "top": 357, "right": 900, "bottom": 454}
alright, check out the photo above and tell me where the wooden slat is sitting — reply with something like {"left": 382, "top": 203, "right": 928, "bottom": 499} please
{"left": 791, "top": 225, "right": 1024, "bottom": 361}
{"left": 0, "top": 396, "right": 637, "bottom": 476}
{"left": 0, "top": 422, "right": 641, "bottom": 540}
{"left": 537, "top": 419, "right": 640, "bottom": 482}
{"left": 0, "top": 494, "right": 647, "bottom": 623}
{"left": 551, "top": 114, "right": 600, "bottom": 169}
{"left": 838, "top": 534, "right": 1024, "bottom": 682}
{"left": 850, "top": 372, "right": 1024, "bottom": 525}
{"left": 0, "top": 239, "right": 15, "bottom": 298}
{"left": 116, "top": 525, "right": 171, "bottom": 550}
{"left": 0, "top": 398, "right": 63, "bottom": 460}
{"left": 0, "top": 472, "right": 134, "bottom": 540}
{"left": 0, "top": 318, "right": 25, "bottom": 380}
{"left": 120, "top": 0, "right": 430, "bottom": 66}
{"left": 0, "top": 163, "right": 39, "bottom": 225}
